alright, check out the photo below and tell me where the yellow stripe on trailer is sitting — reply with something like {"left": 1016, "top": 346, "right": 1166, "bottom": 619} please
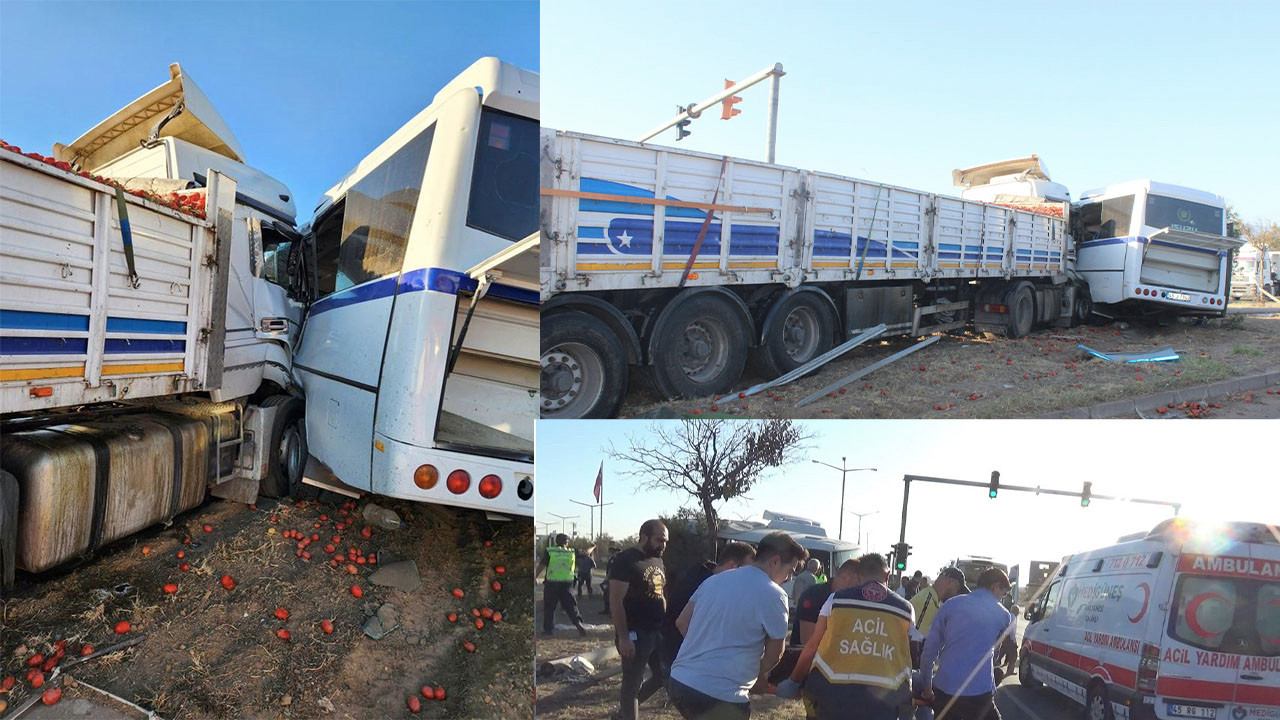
{"left": 0, "top": 364, "right": 85, "bottom": 382}
{"left": 102, "top": 361, "right": 184, "bottom": 376}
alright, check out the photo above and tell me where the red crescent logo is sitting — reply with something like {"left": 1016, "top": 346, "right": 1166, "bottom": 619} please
{"left": 1129, "top": 583, "right": 1151, "bottom": 623}
{"left": 1185, "top": 593, "right": 1229, "bottom": 638}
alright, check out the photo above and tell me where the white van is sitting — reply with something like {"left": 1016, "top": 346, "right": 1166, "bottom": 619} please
{"left": 1019, "top": 518, "right": 1279, "bottom": 720}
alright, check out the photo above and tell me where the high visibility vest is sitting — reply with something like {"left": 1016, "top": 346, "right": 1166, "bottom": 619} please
{"left": 546, "top": 546, "right": 576, "bottom": 582}
{"left": 806, "top": 583, "right": 913, "bottom": 712}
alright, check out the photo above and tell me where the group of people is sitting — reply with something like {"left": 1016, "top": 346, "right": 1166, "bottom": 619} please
{"left": 540, "top": 522, "right": 1019, "bottom": 720}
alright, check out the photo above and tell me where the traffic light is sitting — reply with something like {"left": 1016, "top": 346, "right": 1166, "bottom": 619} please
{"left": 676, "top": 106, "right": 692, "bottom": 141}
{"left": 893, "top": 542, "right": 911, "bottom": 572}
{"left": 1081, "top": 481, "right": 1092, "bottom": 507}
{"left": 989, "top": 471, "right": 1000, "bottom": 499}
{"left": 721, "top": 79, "right": 742, "bottom": 120}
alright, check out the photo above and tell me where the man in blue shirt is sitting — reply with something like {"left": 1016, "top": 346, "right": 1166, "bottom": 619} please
{"left": 918, "top": 567, "right": 1015, "bottom": 720}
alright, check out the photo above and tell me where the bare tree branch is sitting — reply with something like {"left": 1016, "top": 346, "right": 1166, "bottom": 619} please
{"left": 607, "top": 420, "right": 814, "bottom": 554}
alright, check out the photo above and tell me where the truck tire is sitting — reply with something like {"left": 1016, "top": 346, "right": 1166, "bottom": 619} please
{"left": 1086, "top": 681, "right": 1114, "bottom": 720}
{"left": 260, "top": 396, "right": 307, "bottom": 498}
{"left": 1072, "top": 287, "right": 1093, "bottom": 326}
{"left": 651, "top": 294, "right": 749, "bottom": 399}
{"left": 541, "top": 311, "right": 627, "bottom": 419}
{"left": 756, "top": 293, "right": 835, "bottom": 378}
{"left": 1, "top": 470, "right": 18, "bottom": 596}
{"left": 1007, "top": 283, "right": 1035, "bottom": 338}
{"left": 1018, "top": 654, "right": 1041, "bottom": 689}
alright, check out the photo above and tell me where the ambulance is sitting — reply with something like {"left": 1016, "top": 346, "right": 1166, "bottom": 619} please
{"left": 1019, "top": 518, "right": 1279, "bottom": 720}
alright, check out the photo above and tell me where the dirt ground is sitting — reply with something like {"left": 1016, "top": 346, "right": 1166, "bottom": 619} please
{"left": 0, "top": 495, "right": 533, "bottom": 719}
{"left": 533, "top": 576, "right": 791, "bottom": 720}
{"left": 622, "top": 307, "right": 1280, "bottom": 420}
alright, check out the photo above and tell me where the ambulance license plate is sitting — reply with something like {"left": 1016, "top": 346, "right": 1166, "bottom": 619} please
{"left": 1167, "top": 704, "right": 1217, "bottom": 718}
{"left": 1166, "top": 292, "right": 1191, "bottom": 302}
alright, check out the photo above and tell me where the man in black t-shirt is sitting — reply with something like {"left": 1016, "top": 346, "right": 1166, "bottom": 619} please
{"left": 609, "top": 519, "right": 668, "bottom": 720}
{"left": 794, "top": 558, "right": 863, "bottom": 646}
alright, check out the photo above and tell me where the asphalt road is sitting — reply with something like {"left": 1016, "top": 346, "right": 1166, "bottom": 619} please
{"left": 994, "top": 676, "right": 1084, "bottom": 720}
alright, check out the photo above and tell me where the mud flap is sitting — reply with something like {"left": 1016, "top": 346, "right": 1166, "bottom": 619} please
{"left": 210, "top": 476, "right": 261, "bottom": 505}
{"left": 1, "top": 470, "right": 17, "bottom": 593}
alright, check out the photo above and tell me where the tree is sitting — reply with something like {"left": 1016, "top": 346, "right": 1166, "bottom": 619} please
{"left": 1227, "top": 205, "right": 1245, "bottom": 238}
{"left": 608, "top": 419, "right": 814, "bottom": 555}
{"left": 1244, "top": 220, "right": 1280, "bottom": 254}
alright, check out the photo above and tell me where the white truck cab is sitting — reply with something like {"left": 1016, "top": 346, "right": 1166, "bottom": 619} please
{"left": 1020, "top": 518, "right": 1280, "bottom": 720}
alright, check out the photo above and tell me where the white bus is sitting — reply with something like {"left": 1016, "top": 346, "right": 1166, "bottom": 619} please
{"left": 294, "top": 58, "right": 538, "bottom": 516}
{"left": 1073, "top": 181, "right": 1242, "bottom": 317}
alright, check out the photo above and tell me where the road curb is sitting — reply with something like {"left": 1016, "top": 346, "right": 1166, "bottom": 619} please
{"left": 1040, "top": 370, "right": 1280, "bottom": 418}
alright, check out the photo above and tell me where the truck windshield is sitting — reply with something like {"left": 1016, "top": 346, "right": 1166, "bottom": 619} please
{"left": 1170, "top": 574, "right": 1280, "bottom": 657}
{"left": 466, "top": 109, "right": 538, "bottom": 241}
{"left": 1144, "top": 195, "right": 1224, "bottom": 235}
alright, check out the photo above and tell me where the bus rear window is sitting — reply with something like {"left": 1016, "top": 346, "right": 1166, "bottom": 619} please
{"left": 1170, "top": 575, "right": 1280, "bottom": 657}
{"left": 466, "top": 109, "right": 538, "bottom": 241}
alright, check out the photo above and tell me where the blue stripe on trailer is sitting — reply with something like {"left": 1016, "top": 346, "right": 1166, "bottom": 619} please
{"left": 578, "top": 178, "right": 709, "bottom": 219}
{"left": 104, "top": 338, "right": 186, "bottom": 353}
{"left": 0, "top": 310, "right": 90, "bottom": 331}
{"left": 576, "top": 226, "right": 606, "bottom": 239}
{"left": 576, "top": 218, "right": 781, "bottom": 257}
{"left": 105, "top": 317, "right": 188, "bottom": 334}
{"left": 0, "top": 336, "right": 89, "bottom": 354}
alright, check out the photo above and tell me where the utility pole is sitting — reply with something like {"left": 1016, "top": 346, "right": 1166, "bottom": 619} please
{"left": 811, "top": 458, "right": 877, "bottom": 540}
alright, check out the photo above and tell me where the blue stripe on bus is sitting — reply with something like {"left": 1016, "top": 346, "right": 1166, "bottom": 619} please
{"left": 0, "top": 336, "right": 88, "bottom": 354}
{"left": 308, "top": 267, "right": 538, "bottom": 317}
{"left": 105, "top": 317, "right": 188, "bottom": 334}
{"left": 0, "top": 310, "right": 90, "bottom": 331}
{"left": 104, "top": 338, "right": 186, "bottom": 353}
{"left": 1079, "top": 236, "right": 1225, "bottom": 257}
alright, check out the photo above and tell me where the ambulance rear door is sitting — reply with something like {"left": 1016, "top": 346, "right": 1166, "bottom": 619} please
{"left": 1158, "top": 539, "right": 1258, "bottom": 717}
{"left": 1231, "top": 538, "right": 1280, "bottom": 715}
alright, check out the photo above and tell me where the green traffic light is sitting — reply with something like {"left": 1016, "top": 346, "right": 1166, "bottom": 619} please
{"left": 1081, "top": 499, "right": 1090, "bottom": 507}
{"left": 989, "top": 490, "right": 997, "bottom": 498}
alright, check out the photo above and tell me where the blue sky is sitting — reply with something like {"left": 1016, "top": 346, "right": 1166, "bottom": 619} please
{"left": 535, "top": 419, "right": 1278, "bottom": 581}
{"left": 541, "top": 0, "right": 1279, "bottom": 223}
{"left": 0, "top": 1, "right": 538, "bottom": 222}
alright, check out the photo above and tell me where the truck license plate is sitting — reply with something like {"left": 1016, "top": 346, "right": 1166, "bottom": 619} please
{"left": 1168, "top": 704, "right": 1218, "bottom": 718}
{"left": 1166, "top": 292, "right": 1191, "bottom": 302}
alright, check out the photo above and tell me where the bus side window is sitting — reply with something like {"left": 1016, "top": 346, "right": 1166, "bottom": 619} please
{"left": 310, "top": 200, "right": 345, "bottom": 298}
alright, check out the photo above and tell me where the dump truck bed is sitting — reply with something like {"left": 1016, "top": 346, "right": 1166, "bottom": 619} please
{"left": 540, "top": 129, "right": 1069, "bottom": 297}
{"left": 0, "top": 150, "right": 234, "bottom": 414}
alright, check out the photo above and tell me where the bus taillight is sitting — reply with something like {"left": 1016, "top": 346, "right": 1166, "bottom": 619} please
{"left": 479, "top": 474, "right": 502, "bottom": 499}
{"left": 414, "top": 464, "right": 439, "bottom": 490}
{"left": 447, "top": 470, "right": 471, "bottom": 494}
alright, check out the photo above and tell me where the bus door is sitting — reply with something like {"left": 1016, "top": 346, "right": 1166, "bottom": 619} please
{"left": 293, "top": 125, "right": 436, "bottom": 490}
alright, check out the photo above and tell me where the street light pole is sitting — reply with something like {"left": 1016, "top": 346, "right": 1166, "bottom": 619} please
{"left": 848, "top": 510, "right": 879, "bottom": 547}
{"left": 812, "top": 458, "right": 877, "bottom": 540}
{"left": 548, "top": 512, "right": 579, "bottom": 536}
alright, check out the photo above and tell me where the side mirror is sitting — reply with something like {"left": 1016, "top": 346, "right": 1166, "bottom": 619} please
{"left": 1227, "top": 221, "right": 1236, "bottom": 237}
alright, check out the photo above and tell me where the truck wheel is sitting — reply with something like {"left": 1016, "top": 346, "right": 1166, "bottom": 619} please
{"left": 757, "top": 293, "right": 835, "bottom": 378}
{"left": 1018, "top": 654, "right": 1041, "bottom": 689}
{"left": 1072, "top": 289, "right": 1093, "bottom": 326}
{"left": 1007, "top": 283, "right": 1035, "bottom": 338}
{"left": 541, "top": 311, "right": 627, "bottom": 419}
{"left": 1086, "top": 682, "right": 1114, "bottom": 720}
{"left": 651, "top": 294, "right": 749, "bottom": 399}
{"left": 261, "top": 396, "right": 307, "bottom": 498}
{"left": 0, "top": 470, "right": 18, "bottom": 596}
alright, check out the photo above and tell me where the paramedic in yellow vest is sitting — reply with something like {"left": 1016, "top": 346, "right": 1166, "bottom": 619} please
{"left": 537, "top": 533, "right": 587, "bottom": 637}
{"left": 776, "top": 552, "right": 915, "bottom": 720}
